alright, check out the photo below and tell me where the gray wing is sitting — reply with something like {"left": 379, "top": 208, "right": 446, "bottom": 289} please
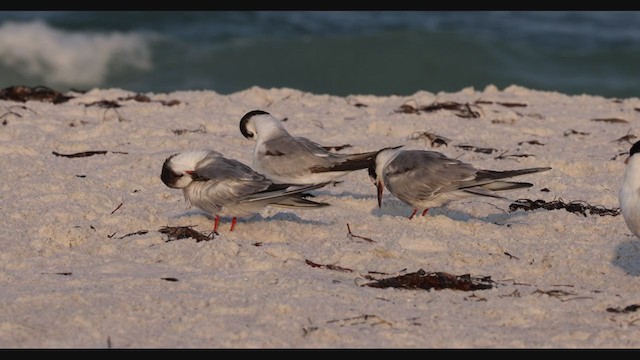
{"left": 196, "top": 153, "right": 266, "bottom": 183}
{"left": 259, "top": 136, "right": 374, "bottom": 176}
{"left": 238, "top": 181, "right": 329, "bottom": 202}
{"left": 188, "top": 155, "right": 275, "bottom": 212}
{"left": 384, "top": 150, "right": 478, "bottom": 205}
{"left": 257, "top": 136, "right": 335, "bottom": 177}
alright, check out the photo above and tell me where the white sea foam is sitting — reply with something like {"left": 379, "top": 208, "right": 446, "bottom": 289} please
{"left": 0, "top": 20, "right": 153, "bottom": 87}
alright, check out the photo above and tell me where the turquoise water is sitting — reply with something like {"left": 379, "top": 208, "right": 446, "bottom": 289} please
{"left": 0, "top": 11, "right": 638, "bottom": 98}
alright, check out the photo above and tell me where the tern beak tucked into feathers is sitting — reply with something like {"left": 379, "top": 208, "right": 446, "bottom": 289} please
{"left": 368, "top": 147, "right": 551, "bottom": 219}
{"left": 619, "top": 140, "right": 640, "bottom": 238}
{"left": 161, "top": 150, "right": 330, "bottom": 234}
{"left": 239, "top": 110, "right": 382, "bottom": 186}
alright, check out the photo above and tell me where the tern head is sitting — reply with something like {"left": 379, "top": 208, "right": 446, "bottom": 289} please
{"left": 626, "top": 140, "right": 640, "bottom": 165}
{"left": 369, "top": 146, "right": 404, "bottom": 208}
{"left": 161, "top": 150, "right": 213, "bottom": 189}
{"left": 239, "top": 110, "right": 288, "bottom": 141}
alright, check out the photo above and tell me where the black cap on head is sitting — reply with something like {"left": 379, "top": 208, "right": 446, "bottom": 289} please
{"left": 240, "top": 110, "right": 270, "bottom": 139}
{"left": 367, "top": 146, "right": 403, "bottom": 181}
{"left": 367, "top": 160, "right": 377, "bottom": 181}
{"left": 160, "top": 154, "right": 181, "bottom": 188}
{"left": 631, "top": 140, "right": 640, "bottom": 157}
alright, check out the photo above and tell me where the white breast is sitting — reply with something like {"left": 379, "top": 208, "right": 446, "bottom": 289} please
{"left": 620, "top": 155, "right": 640, "bottom": 238}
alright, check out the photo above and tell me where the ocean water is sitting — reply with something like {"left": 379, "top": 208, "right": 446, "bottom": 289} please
{"left": 0, "top": 11, "right": 638, "bottom": 98}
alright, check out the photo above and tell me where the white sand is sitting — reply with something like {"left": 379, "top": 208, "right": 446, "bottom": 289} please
{"left": 1, "top": 85, "right": 639, "bottom": 348}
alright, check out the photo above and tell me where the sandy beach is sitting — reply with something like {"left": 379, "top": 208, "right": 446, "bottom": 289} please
{"left": 1, "top": 85, "right": 639, "bottom": 348}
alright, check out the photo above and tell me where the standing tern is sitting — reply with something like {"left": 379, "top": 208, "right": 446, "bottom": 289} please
{"left": 369, "top": 147, "right": 551, "bottom": 219}
{"left": 239, "top": 110, "right": 379, "bottom": 185}
{"left": 161, "top": 150, "right": 330, "bottom": 234}
{"left": 619, "top": 140, "right": 640, "bottom": 238}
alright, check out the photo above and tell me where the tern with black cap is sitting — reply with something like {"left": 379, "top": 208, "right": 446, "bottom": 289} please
{"left": 161, "top": 150, "right": 330, "bottom": 234}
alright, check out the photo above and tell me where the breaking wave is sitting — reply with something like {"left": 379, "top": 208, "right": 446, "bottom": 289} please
{"left": 0, "top": 20, "right": 154, "bottom": 87}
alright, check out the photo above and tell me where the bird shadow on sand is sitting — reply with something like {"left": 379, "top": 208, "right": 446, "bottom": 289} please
{"left": 311, "top": 189, "right": 375, "bottom": 201}
{"left": 258, "top": 212, "right": 329, "bottom": 226}
{"left": 169, "top": 209, "right": 329, "bottom": 227}
{"left": 612, "top": 237, "right": 640, "bottom": 276}
{"left": 370, "top": 200, "right": 534, "bottom": 224}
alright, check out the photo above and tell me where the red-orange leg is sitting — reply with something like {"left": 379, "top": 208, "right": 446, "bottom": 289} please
{"left": 213, "top": 215, "right": 220, "bottom": 234}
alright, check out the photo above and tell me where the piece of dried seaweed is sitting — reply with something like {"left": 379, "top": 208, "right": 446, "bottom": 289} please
{"left": 0, "top": 105, "right": 32, "bottom": 120}
{"left": 395, "top": 103, "right": 419, "bottom": 114}
{"left": 159, "top": 226, "right": 211, "bottom": 242}
{"left": 119, "top": 94, "right": 151, "bottom": 103}
{"left": 613, "top": 132, "right": 637, "bottom": 144}
{"left": 504, "top": 252, "right": 520, "bottom": 260}
{"left": 325, "top": 314, "right": 392, "bottom": 327}
{"left": 116, "top": 230, "right": 148, "bottom": 239}
{"left": 395, "top": 101, "right": 481, "bottom": 118}
{"left": 473, "top": 100, "right": 527, "bottom": 108}
{"left": 423, "top": 101, "right": 481, "bottom": 118}
{"left": 611, "top": 151, "right": 629, "bottom": 161}
{"left": 41, "top": 272, "right": 72, "bottom": 276}
{"left": 517, "top": 140, "right": 545, "bottom": 146}
{"left": 591, "top": 118, "right": 628, "bottom": 124}
{"left": 455, "top": 144, "right": 497, "bottom": 154}
{"left": 494, "top": 151, "right": 535, "bottom": 160}
{"left": 363, "top": 269, "right": 494, "bottom": 291}
{"left": 564, "top": 129, "right": 590, "bottom": 137}
{"left": 0, "top": 85, "right": 73, "bottom": 104}
{"left": 305, "top": 259, "right": 353, "bottom": 273}
{"left": 407, "top": 131, "right": 451, "bottom": 147}
{"left": 509, "top": 199, "right": 621, "bottom": 217}
{"left": 159, "top": 99, "right": 181, "bottom": 106}
{"left": 110, "top": 203, "right": 123, "bottom": 215}
{"left": 346, "top": 223, "right": 375, "bottom": 243}
{"left": 52, "top": 150, "right": 108, "bottom": 158}
{"left": 532, "top": 289, "right": 576, "bottom": 298}
{"left": 118, "top": 94, "right": 181, "bottom": 106}
{"left": 84, "top": 100, "right": 121, "bottom": 109}
{"left": 606, "top": 304, "right": 640, "bottom": 314}
{"left": 172, "top": 125, "right": 207, "bottom": 135}
{"left": 52, "top": 150, "right": 127, "bottom": 158}
{"left": 497, "top": 102, "right": 527, "bottom": 108}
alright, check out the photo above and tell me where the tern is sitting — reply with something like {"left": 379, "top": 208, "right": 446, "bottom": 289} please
{"left": 161, "top": 150, "right": 330, "bottom": 234}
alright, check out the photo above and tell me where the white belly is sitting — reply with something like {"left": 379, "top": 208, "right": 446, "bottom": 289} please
{"left": 618, "top": 160, "right": 640, "bottom": 237}
{"left": 620, "top": 177, "right": 640, "bottom": 238}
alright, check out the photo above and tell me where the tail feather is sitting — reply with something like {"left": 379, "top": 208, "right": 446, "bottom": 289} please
{"left": 480, "top": 181, "right": 533, "bottom": 192}
{"left": 240, "top": 182, "right": 330, "bottom": 203}
{"left": 463, "top": 181, "right": 533, "bottom": 198}
{"left": 310, "top": 146, "right": 404, "bottom": 174}
{"left": 476, "top": 167, "right": 551, "bottom": 182}
{"left": 310, "top": 151, "right": 378, "bottom": 173}
{"left": 270, "top": 196, "right": 331, "bottom": 209}
{"left": 463, "top": 188, "right": 506, "bottom": 199}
